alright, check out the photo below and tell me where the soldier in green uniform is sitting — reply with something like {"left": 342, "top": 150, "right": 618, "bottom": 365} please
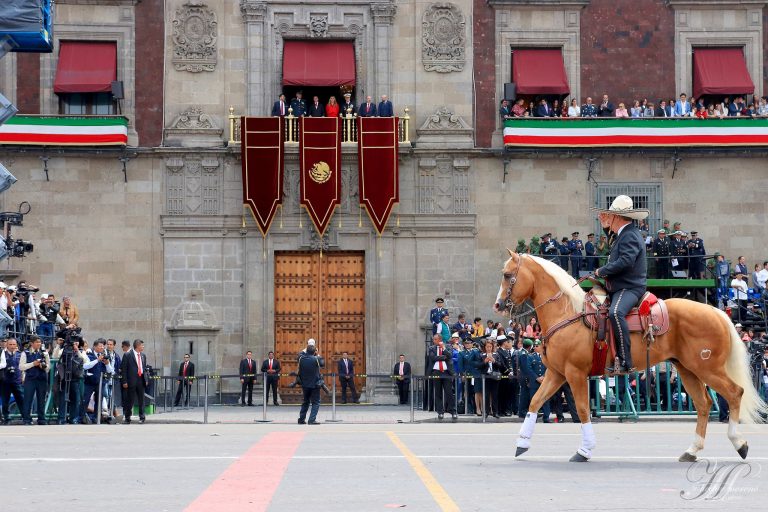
{"left": 661, "top": 219, "right": 671, "bottom": 234}
{"left": 596, "top": 234, "right": 610, "bottom": 267}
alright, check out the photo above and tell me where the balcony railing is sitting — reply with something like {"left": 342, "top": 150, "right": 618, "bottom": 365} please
{"left": 228, "top": 106, "right": 411, "bottom": 146}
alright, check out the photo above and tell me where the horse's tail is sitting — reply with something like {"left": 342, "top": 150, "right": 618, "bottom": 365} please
{"left": 715, "top": 308, "right": 768, "bottom": 424}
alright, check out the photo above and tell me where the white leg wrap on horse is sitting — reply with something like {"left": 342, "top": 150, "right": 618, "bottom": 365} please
{"left": 728, "top": 420, "right": 745, "bottom": 450}
{"left": 686, "top": 434, "right": 705, "bottom": 456}
{"left": 516, "top": 412, "right": 537, "bottom": 449}
{"left": 577, "top": 422, "right": 596, "bottom": 459}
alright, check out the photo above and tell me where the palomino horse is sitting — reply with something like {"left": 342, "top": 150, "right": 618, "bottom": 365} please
{"left": 494, "top": 251, "right": 767, "bottom": 462}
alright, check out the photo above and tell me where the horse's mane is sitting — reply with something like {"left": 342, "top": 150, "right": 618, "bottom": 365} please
{"left": 526, "top": 255, "right": 585, "bottom": 312}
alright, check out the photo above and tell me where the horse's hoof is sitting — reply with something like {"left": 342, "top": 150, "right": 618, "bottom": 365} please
{"left": 737, "top": 442, "right": 749, "bottom": 460}
{"left": 679, "top": 452, "right": 697, "bottom": 463}
{"left": 515, "top": 446, "right": 528, "bottom": 457}
{"left": 569, "top": 452, "right": 589, "bottom": 463}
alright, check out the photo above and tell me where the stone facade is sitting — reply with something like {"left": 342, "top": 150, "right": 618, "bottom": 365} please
{"left": 2, "top": 0, "right": 768, "bottom": 384}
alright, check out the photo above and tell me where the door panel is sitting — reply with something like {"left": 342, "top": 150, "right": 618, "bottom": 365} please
{"left": 274, "top": 251, "right": 365, "bottom": 402}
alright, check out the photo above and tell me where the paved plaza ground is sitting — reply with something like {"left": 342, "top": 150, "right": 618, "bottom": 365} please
{"left": 1, "top": 407, "right": 766, "bottom": 512}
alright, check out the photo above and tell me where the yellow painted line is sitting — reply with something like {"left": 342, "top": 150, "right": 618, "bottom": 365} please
{"left": 386, "top": 431, "right": 460, "bottom": 512}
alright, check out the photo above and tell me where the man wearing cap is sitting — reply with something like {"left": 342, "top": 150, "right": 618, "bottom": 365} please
{"left": 670, "top": 231, "right": 687, "bottom": 275}
{"left": 290, "top": 91, "right": 306, "bottom": 117}
{"left": 687, "top": 231, "right": 706, "bottom": 279}
{"left": 496, "top": 336, "right": 515, "bottom": 416}
{"left": 594, "top": 195, "right": 649, "bottom": 374}
{"left": 558, "top": 237, "right": 570, "bottom": 270}
{"left": 459, "top": 337, "right": 481, "bottom": 415}
{"left": 340, "top": 93, "right": 356, "bottom": 116}
{"left": 540, "top": 233, "right": 558, "bottom": 261}
{"left": 585, "top": 233, "right": 597, "bottom": 272}
{"left": 516, "top": 338, "right": 533, "bottom": 417}
{"left": 522, "top": 340, "right": 551, "bottom": 422}
{"left": 429, "top": 298, "right": 447, "bottom": 335}
{"left": 661, "top": 219, "right": 671, "bottom": 234}
{"left": 428, "top": 334, "right": 457, "bottom": 421}
{"left": 567, "top": 232, "right": 584, "bottom": 279}
{"left": 652, "top": 229, "right": 671, "bottom": 279}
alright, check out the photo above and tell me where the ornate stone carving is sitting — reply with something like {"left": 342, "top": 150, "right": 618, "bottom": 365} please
{"left": 310, "top": 15, "right": 329, "bottom": 38}
{"left": 341, "top": 168, "right": 359, "bottom": 213}
{"left": 172, "top": 1, "right": 218, "bottom": 73}
{"left": 164, "top": 157, "right": 221, "bottom": 216}
{"left": 308, "top": 230, "right": 331, "bottom": 251}
{"left": 420, "top": 106, "right": 472, "bottom": 132}
{"left": 164, "top": 107, "right": 224, "bottom": 147}
{"left": 416, "top": 106, "right": 474, "bottom": 149}
{"left": 172, "top": 107, "right": 215, "bottom": 130}
{"left": 240, "top": 0, "right": 267, "bottom": 23}
{"left": 421, "top": 3, "right": 466, "bottom": 73}
{"left": 416, "top": 155, "right": 472, "bottom": 214}
{"left": 371, "top": 3, "right": 397, "bottom": 25}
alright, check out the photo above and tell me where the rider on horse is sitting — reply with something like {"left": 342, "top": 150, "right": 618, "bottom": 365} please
{"left": 593, "top": 195, "right": 649, "bottom": 375}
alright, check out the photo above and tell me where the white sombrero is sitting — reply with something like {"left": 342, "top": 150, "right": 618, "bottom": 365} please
{"left": 592, "top": 195, "right": 649, "bottom": 220}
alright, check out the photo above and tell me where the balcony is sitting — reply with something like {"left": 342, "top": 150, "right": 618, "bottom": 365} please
{"left": 227, "top": 107, "right": 411, "bottom": 147}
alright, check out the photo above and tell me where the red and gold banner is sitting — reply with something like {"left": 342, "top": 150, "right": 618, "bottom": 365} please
{"left": 300, "top": 117, "right": 341, "bottom": 236}
{"left": 241, "top": 117, "right": 284, "bottom": 236}
{"left": 357, "top": 116, "right": 399, "bottom": 235}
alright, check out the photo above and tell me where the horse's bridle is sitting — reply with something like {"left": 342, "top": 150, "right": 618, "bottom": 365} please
{"left": 501, "top": 255, "right": 525, "bottom": 311}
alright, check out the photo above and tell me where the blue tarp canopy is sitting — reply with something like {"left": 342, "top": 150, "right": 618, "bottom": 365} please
{"left": 0, "top": 0, "right": 53, "bottom": 53}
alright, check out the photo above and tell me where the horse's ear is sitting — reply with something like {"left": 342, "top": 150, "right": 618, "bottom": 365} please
{"left": 507, "top": 248, "right": 515, "bottom": 258}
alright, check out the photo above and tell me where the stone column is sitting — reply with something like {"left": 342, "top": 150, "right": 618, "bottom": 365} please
{"left": 240, "top": 1, "right": 268, "bottom": 116}
{"left": 371, "top": 3, "right": 397, "bottom": 99}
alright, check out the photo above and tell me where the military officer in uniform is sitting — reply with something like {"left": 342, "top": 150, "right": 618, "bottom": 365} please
{"left": 539, "top": 233, "right": 559, "bottom": 261}
{"left": 429, "top": 297, "right": 447, "bottom": 335}
{"left": 671, "top": 230, "right": 688, "bottom": 275}
{"left": 661, "top": 219, "right": 671, "bottom": 234}
{"left": 585, "top": 233, "right": 597, "bottom": 272}
{"left": 594, "top": 195, "right": 649, "bottom": 374}
{"left": 522, "top": 340, "right": 551, "bottom": 422}
{"left": 515, "top": 338, "right": 533, "bottom": 418}
{"left": 515, "top": 238, "right": 528, "bottom": 254}
{"left": 340, "top": 92, "right": 356, "bottom": 116}
{"left": 567, "top": 232, "right": 584, "bottom": 279}
{"left": 687, "top": 231, "right": 706, "bottom": 279}
{"left": 652, "top": 228, "right": 671, "bottom": 279}
{"left": 496, "top": 337, "right": 515, "bottom": 416}
{"left": 558, "top": 237, "right": 570, "bottom": 270}
{"left": 289, "top": 91, "right": 306, "bottom": 117}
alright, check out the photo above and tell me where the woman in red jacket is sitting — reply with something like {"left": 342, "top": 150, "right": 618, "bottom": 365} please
{"left": 325, "top": 96, "right": 340, "bottom": 118}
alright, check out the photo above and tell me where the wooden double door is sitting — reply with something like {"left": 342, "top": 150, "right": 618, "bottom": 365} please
{"left": 274, "top": 251, "right": 365, "bottom": 402}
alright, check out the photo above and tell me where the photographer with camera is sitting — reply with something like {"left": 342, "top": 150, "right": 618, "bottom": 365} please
{"left": 297, "top": 344, "right": 325, "bottom": 425}
{"left": 56, "top": 335, "right": 87, "bottom": 425}
{"left": 0, "top": 338, "right": 30, "bottom": 424}
{"left": 83, "top": 339, "right": 114, "bottom": 424}
{"left": 36, "top": 293, "right": 61, "bottom": 346}
{"left": 20, "top": 336, "right": 50, "bottom": 425}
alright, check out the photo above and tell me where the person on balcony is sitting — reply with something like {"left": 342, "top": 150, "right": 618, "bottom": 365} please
{"left": 308, "top": 96, "right": 325, "bottom": 117}
{"left": 325, "top": 96, "right": 340, "bottom": 118}
{"left": 534, "top": 99, "right": 552, "bottom": 118}
{"left": 615, "top": 103, "right": 629, "bottom": 118}
{"left": 567, "top": 98, "right": 580, "bottom": 117}
{"left": 674, "top": 93, "right": 691, "bottom": 117}
{"left": 340, "top": 93, "right": 356, "bottom": 116}
{"left": 271, "top": 94, "right": 287, "bottom": 117}
{"left": 359, "top": 96, "right": 377, "bottom": 117}
{"left": 512, "top": 98, "right": 526, "bottom": 117}
{"left": 598, "top": 94, "right": 614, "bottom": 117}
{"left": 290, "top": 91, "right": 306, "bottom": 117}
{"left": 655, "top": 100, "right": 672, "bottom": 118}
{"left": 378, "top": 95, "right": 394, "bottom": 117}
{"left": 581, "top": 97, "right": 597, "bottom": 117}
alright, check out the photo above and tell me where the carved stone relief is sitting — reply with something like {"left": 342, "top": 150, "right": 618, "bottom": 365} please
{"left": 417, "top": 155, "right": 472, "bottom": 214}
{"left": 422, "top": 3, "right": 466, "bottom": 73}
{"left": 310, "top": 15, "right": 329, "bottom": 38}
{"left": 416, "top": 106, "right": 474, "bottom": 149}
{"left": 165, "top": 157, "right": 221, "bottom": 215}
{"left": 164, "top": 107, "right": 224, "bottom": 147}
{"left": 172, "top": 1, "right": 218, "bottom": 73}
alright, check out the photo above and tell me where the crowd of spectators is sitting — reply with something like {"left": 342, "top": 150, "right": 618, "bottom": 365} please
{"left": 500, "top": 93, "right": 768, "bottom": 120}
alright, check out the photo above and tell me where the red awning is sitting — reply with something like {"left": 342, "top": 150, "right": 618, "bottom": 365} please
{"left": 54, "top": 41, "right": 117, "bottom": 94}
{"left": 512, "top": 48, "right": 570, "bottom": 95}
{"left": 693, "top": 47, "right": 754, "bottom": 98}
{"left": 282, "top": 40, "right": 355, "bottom": 87}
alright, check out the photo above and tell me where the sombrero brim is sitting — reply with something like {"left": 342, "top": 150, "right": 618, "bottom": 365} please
{"left": 590, "top": 206, "right": 649, "bottom": 220}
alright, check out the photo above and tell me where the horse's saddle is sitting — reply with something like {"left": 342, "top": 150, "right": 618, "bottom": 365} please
{"left": 582, "top": 287, "right": 670, "bottom": 338}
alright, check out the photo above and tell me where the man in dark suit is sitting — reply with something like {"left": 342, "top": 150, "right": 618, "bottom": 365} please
{"left": 340, "top": 93, "right": 356, "bottom": 116}
{"left": 377, "top": 95, "right": 394, "bottom": 117}
{"left": 499, "top": 99, "right": 512, "bottom": 121}
{"left": 297, "top": 345, "right": 324, "bottom": 424}
{"left": 392, "top": 354, "right": 411, "bottom": 405}
{"left": 358, "top": 96, "right": 377, "bottom": 117}
{"left": 120, "top": 339, "right": 149, "bottom": 424}
{"left": 290, "top": 91, "right": 306, "bottom": 117}
{"left": 260, "top": 351, "right": 280, "bottom": 406}
{"left": 271, "top": 94, "right": 287, "bottom": 116}
{"left": 598, "top": 94, "right": 614, "bottom": 117}
{"left": 239, "top": 351, "right": 256, "bottom": 406}
{"left": 308, "top": 95, "right": 325, "bottom": 117}
{"left": 594, "top": 195, "right": 649, "bottom": 374}
{"left": 337, "top": 352, "right": 359, "bottom": 403}
{"left": 428, "top": 334, "right": 457, "bottom": 421}
{"left": 534, "top": 99, "right": 552, "bottom": 118}
{"left": 655, "top": 100, "right": 672, "bottom": 118}
{"left": 174, "top": 354, "right": 194, "bottom": 407}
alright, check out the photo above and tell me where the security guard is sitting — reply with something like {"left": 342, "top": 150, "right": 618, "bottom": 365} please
{"left": 558, "top": 237, "right": 570, "bottom": 270}
{"left": 585, "top": 233, "right": 597, "bottom": 272}
{"left": 687, "top": 231, "right": 706, "bottom": 279}
{"left": 522, "top": 341, "right": 551, "bottom": 423}
{"left": 529, "top": 236, "right": 541, "bottom": 256}
{"left": 567, "top": 231, "right": 584, "bottom": 279}
{"left": 289, "top": 91, "right": 307, "bottom": 117}
{"left": 429, "top": 297, "right": 447, "bottom": 335}
{"left": 652, "top": 228, "right": 671, "bottom": 279}
{"left": 515, "top": 338, "right": 533, "bottom": 418}
{"left": 496, "top": 337, "right": 515, "bottom": 415}
{"left": 671, "top": 230, "right": 688, "bottom": 273}
{"left": 539, "top": 233, "right": 559, "bottom": 261}
{"left": 515, "top": 238, "right": 528, "bottom": 254}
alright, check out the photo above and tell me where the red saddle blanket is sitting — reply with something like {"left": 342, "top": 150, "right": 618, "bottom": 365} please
{"left": 583, "top": 291, "right": 670, "bottom": 376}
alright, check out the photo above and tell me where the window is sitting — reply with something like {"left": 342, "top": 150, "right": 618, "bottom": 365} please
{"left": 54, "top": 41, "right": 117, "bottom": 115}
{"left": 593, "top": 183, "right": 662, "bottom": 234}
{"left": 59, "top": 92, "right": 114, "bottom": 115}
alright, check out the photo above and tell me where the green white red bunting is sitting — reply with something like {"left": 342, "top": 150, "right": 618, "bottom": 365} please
{"left": 503, "top": 118, "right": 768, "bottom": 147}
{"left": 0, "top": 115, "right": 128, "bottom": 146}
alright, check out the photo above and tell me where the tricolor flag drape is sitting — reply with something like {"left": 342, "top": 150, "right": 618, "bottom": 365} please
{"left": 241, "top": 117, "right": 284, "bottom": 236}
{"left": 300, "top": 117, "right": 341, "bottom": 236}
{"left": 503, "top": 118, "right": 768, "bottom": 148}
{"left": 357, "top": 117, "right": 399, "bottom": 235}
{"left": 0, "top": 115, "right": 128, "bottom": 146}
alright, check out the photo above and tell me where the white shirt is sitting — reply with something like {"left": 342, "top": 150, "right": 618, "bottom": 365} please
{"left": 731, "top": 278, "right": 748, "bottom": 300}
{"left": 567, "top": 105, "right": 580, "bottom": 117}
{"left": 756, "top": 269, "right": 768, "bottom": 288}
